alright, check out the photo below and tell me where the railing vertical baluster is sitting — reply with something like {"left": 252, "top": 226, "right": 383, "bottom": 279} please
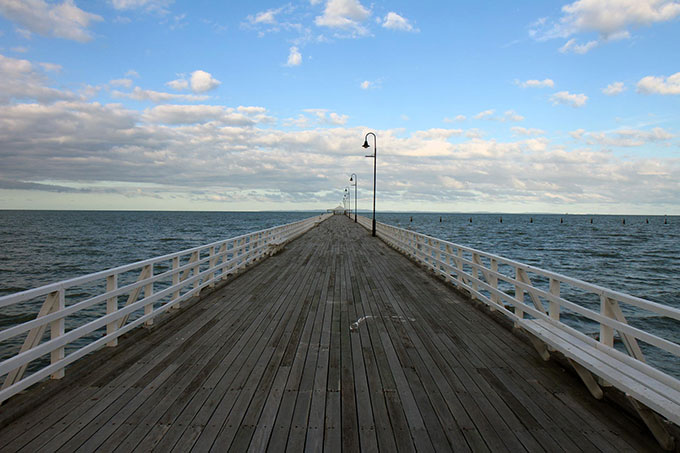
{"left": 106, "top": 274, "right": 118, "bottom": 346}
{"left": 144, "top": 264, "right": 154, "bottom": 326}
{"left": 218, "top": 243, "right": 227, "bottom": 281}
{"left": 209, "top": 246, "right": 216, "bottom": 288}
{"left": 172, "top": 256, "right": 180, "bottom": 309}
{"left": 232, "top": 239, "right": 239, "bottom": 269}
{"left": 514, "top": 267, "right": 524, "bottom": 321}
{"left": 192, "top": 251, "right": 200, "bottom": 292}
{"left": 457, "top": 248, "right": 464, "bottom": 285}
{"left": 549, "top": 278, "right": 560, "bottom": 321}
{"left": 489, "top": 259, "right": 499, "bottom": 310}
{"left": 471, "top": 253, "right": 479, "bottom": 300}
{"left": 50, "top": 288, "right": 65, "bottom": 379}
{"left": 600, "top": 294, "right": 615, "bottom": 348}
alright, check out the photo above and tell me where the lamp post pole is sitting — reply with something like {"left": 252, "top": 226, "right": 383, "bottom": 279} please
{"left": 344, "top": 187, "right": 350, "bottom": 216}
{"left": 362, "top": 132, "right": 377, "bottom": 237}
{"left": 349, "top": 173, "right": 357, "bottom": 223}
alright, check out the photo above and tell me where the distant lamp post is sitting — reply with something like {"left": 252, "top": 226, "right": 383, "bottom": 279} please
{"left": 349, "top": 173, "right": 357, "bottom": 223}
{"left": 363, "top": 132, "right": 377, "bottom": 237}
{"left": 344, "top": 187, "right": 350, "bottom": 214}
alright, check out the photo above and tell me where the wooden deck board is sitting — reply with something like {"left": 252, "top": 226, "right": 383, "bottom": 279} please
{"left": 0, "top": 215, "right": 664, "bottom": 452}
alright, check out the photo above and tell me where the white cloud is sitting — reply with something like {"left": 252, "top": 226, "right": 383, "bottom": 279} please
{"left": 511, "top": 127, "right": 545, "bottom": 136}
{"left": 113, "top": 86, "right": 209, "bottom": 103}
{"left": 15, "top": 27, "right": 31, "bottom": 39}
{"left": 166, "top": 77, "right": 189, "bottom": 91}
{"left": 637, "top": 72, "right": 680, "bottom": 95}
{"left": 517, "top": 78, "right": 554, "bottom": 88}
{"left": 302, "top": 108, "right": 349, "bottom": 125}
{"left": 328, "top": 112, "right": 348, "bottom": 125}
{"left": 190, "top": 70, "right": 221, "bottom": 92}
{"left": 501, "top": 110, "right": 524, "bottom": 122}
{"left": 0, "top": 53, "right": 76, "bottom": 103}
{"left": 247, "top": 7, "right": 282, "bottom": 25}
{"left": 602, "top": 81, "right": 626, "bottom": 96}
{"left": 473, "top": 109, "right": 495, "bottom": 120}
{"left": 559, "top": 38, "right": 598, "bottom": 54}
{"left": 111, "top": 78, "right": 133, "bottom": 88}
{"left": 382, "top": 12, "right": 417, "bottom": 32}
{"left": 0, "top": 0, "right": 102, "bottom": 42}
{"left": 531, "top": 0, "right": 680, "bottom": 52}
{"left": 360, "top": 80, "right": 372, "bottom": 89}
{"left": 550, "top": 91, "right": 588, "bottom": 107}
{"left": 110, "top": 0, "right": 172, "bottom": 12}
{"left": 569, "top": 128, "right": 586, "bottom": 139}
{"left": 125, "top": 69, "right": 140, "bottom": 78}
{"left": 237, "top": 106, "right": 267, "bottom": 114}
{"left": 141, "top": 104, "right": 273, "bottom": 126}
{"left": 315, "top": 0, "right": 371, "bottom": 35}
{"left": 39, "top": 62, "right": 62, "bottom": 72}
{"left": 472, "top": 109, "right": 523, "bottom": 122}
{"left": 286, "top": 47, "right": 302, "bottom": 66}
{"left": 586, "top": 127, "right": 674, "bottom": 147}
{"left": 443, "top": 115, "right": 466, "bottom": 123}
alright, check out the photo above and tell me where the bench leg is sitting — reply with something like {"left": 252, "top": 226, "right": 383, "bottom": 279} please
{"left": 627, "top": 396, "right": 675, "bottom": 451}
{"left": 567, "top": 358, "right": 603, "bottom": 400}
{"left": 527, "top": 334, "right": 550, "bottom": 361}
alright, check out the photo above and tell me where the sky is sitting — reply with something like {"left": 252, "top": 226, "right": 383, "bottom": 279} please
{"left": 0, "top": 0, "right": 679, "bottom": 214}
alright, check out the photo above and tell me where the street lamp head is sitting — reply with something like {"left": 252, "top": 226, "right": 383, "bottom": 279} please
{"left": 349, "top": 176, "right": 353, "bottom": 182}
{"left": 362, "top": 139, "right": 370, "bottom": 149}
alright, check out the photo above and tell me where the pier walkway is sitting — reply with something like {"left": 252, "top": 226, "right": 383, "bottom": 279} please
{"left": 0, "top": 215, "right": 662, "bottom": 451}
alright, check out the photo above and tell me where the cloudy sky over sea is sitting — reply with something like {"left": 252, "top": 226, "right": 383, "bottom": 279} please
{"left": 0, "top": 0, "right": 678, "bottom": 213}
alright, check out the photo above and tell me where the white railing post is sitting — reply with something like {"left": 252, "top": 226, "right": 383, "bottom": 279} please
{"left": 600, "top": 294, "right": 614, "bottom": 348}
{"left": 50, "top": 288, "right": 65, "bottom": 379}
{"left": 456, "top": 248, "right": 464, "bottom": 285}
{"left": 192, "top": 251, "right": 200, "bottom": 292}
{"left": 172, "top": 256, "right": 180, "bottom": 309}
{"left": 209, "top": 246, "right": 216, "bottom": 288}
{"left": 144, "top": 264, "right": 154, "bottom": 326}
{"left": 549, "top": 278, "right": 560, "bottom": 321}
{"left": 490, "top": 258, "right": 499, "bottom": 309}
{"left": 106, "top": 274, "right": 118, "bottom": 346}
{"left": 514, "top": 267, "right": 524, "bottom": 321}
{"left": 471, "top": 253, "right": 480, "bottom": 300}
{"left": 232, "top": 239, "right": 239, "bottom": 269}
{"left": 217, "top": 243, "right": 227, "bottom": 281}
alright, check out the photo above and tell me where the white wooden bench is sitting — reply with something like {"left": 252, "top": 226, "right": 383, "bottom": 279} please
{"left": 520, "top": 318, "right": 679, "bottom": 450}
{"left": 265, "top": 239, "right": 286, "bottom": 256}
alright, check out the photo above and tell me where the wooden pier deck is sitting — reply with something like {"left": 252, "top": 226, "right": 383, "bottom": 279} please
{"left": 0, "top": 215, "right": 661, "bottom": 452}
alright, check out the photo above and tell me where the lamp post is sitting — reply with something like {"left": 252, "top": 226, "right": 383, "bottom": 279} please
{"left": 349, "top": 173, "right": 357, "bottom": 223}
{"left": 362, "top": 132, "right": 377, "bottom": 237}
{"left": 344, "top": 187, "right": 350, "bottom": 215}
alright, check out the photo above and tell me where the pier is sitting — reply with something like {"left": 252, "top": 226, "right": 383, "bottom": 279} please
{"left": 0, "top": 214, "right": 678, "bottom": 451}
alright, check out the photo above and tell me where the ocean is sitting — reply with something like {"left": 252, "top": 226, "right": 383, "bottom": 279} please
{"left": 1, "top": 210, "right": 678, "bottom": 377}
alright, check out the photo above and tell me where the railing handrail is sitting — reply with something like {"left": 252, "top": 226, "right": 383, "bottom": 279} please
{"left": 0, "top": 213, "right": 331, "bottom": 404}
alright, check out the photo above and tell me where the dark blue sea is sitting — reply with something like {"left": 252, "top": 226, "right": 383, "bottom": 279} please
{"left": 1, "top": 211, "right": 678, "bottom": 377}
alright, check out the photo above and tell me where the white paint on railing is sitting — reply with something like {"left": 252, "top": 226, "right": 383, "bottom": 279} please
{"left": 0, "top": 213, "right": 331, "bottom": 404}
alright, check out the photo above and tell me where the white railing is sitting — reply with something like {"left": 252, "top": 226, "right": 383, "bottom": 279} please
{"left": 0, "top": 214, "right": 331, "bottom": 404}
{"left": 353, "top": 214, "right": 680, "bottom": 384}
